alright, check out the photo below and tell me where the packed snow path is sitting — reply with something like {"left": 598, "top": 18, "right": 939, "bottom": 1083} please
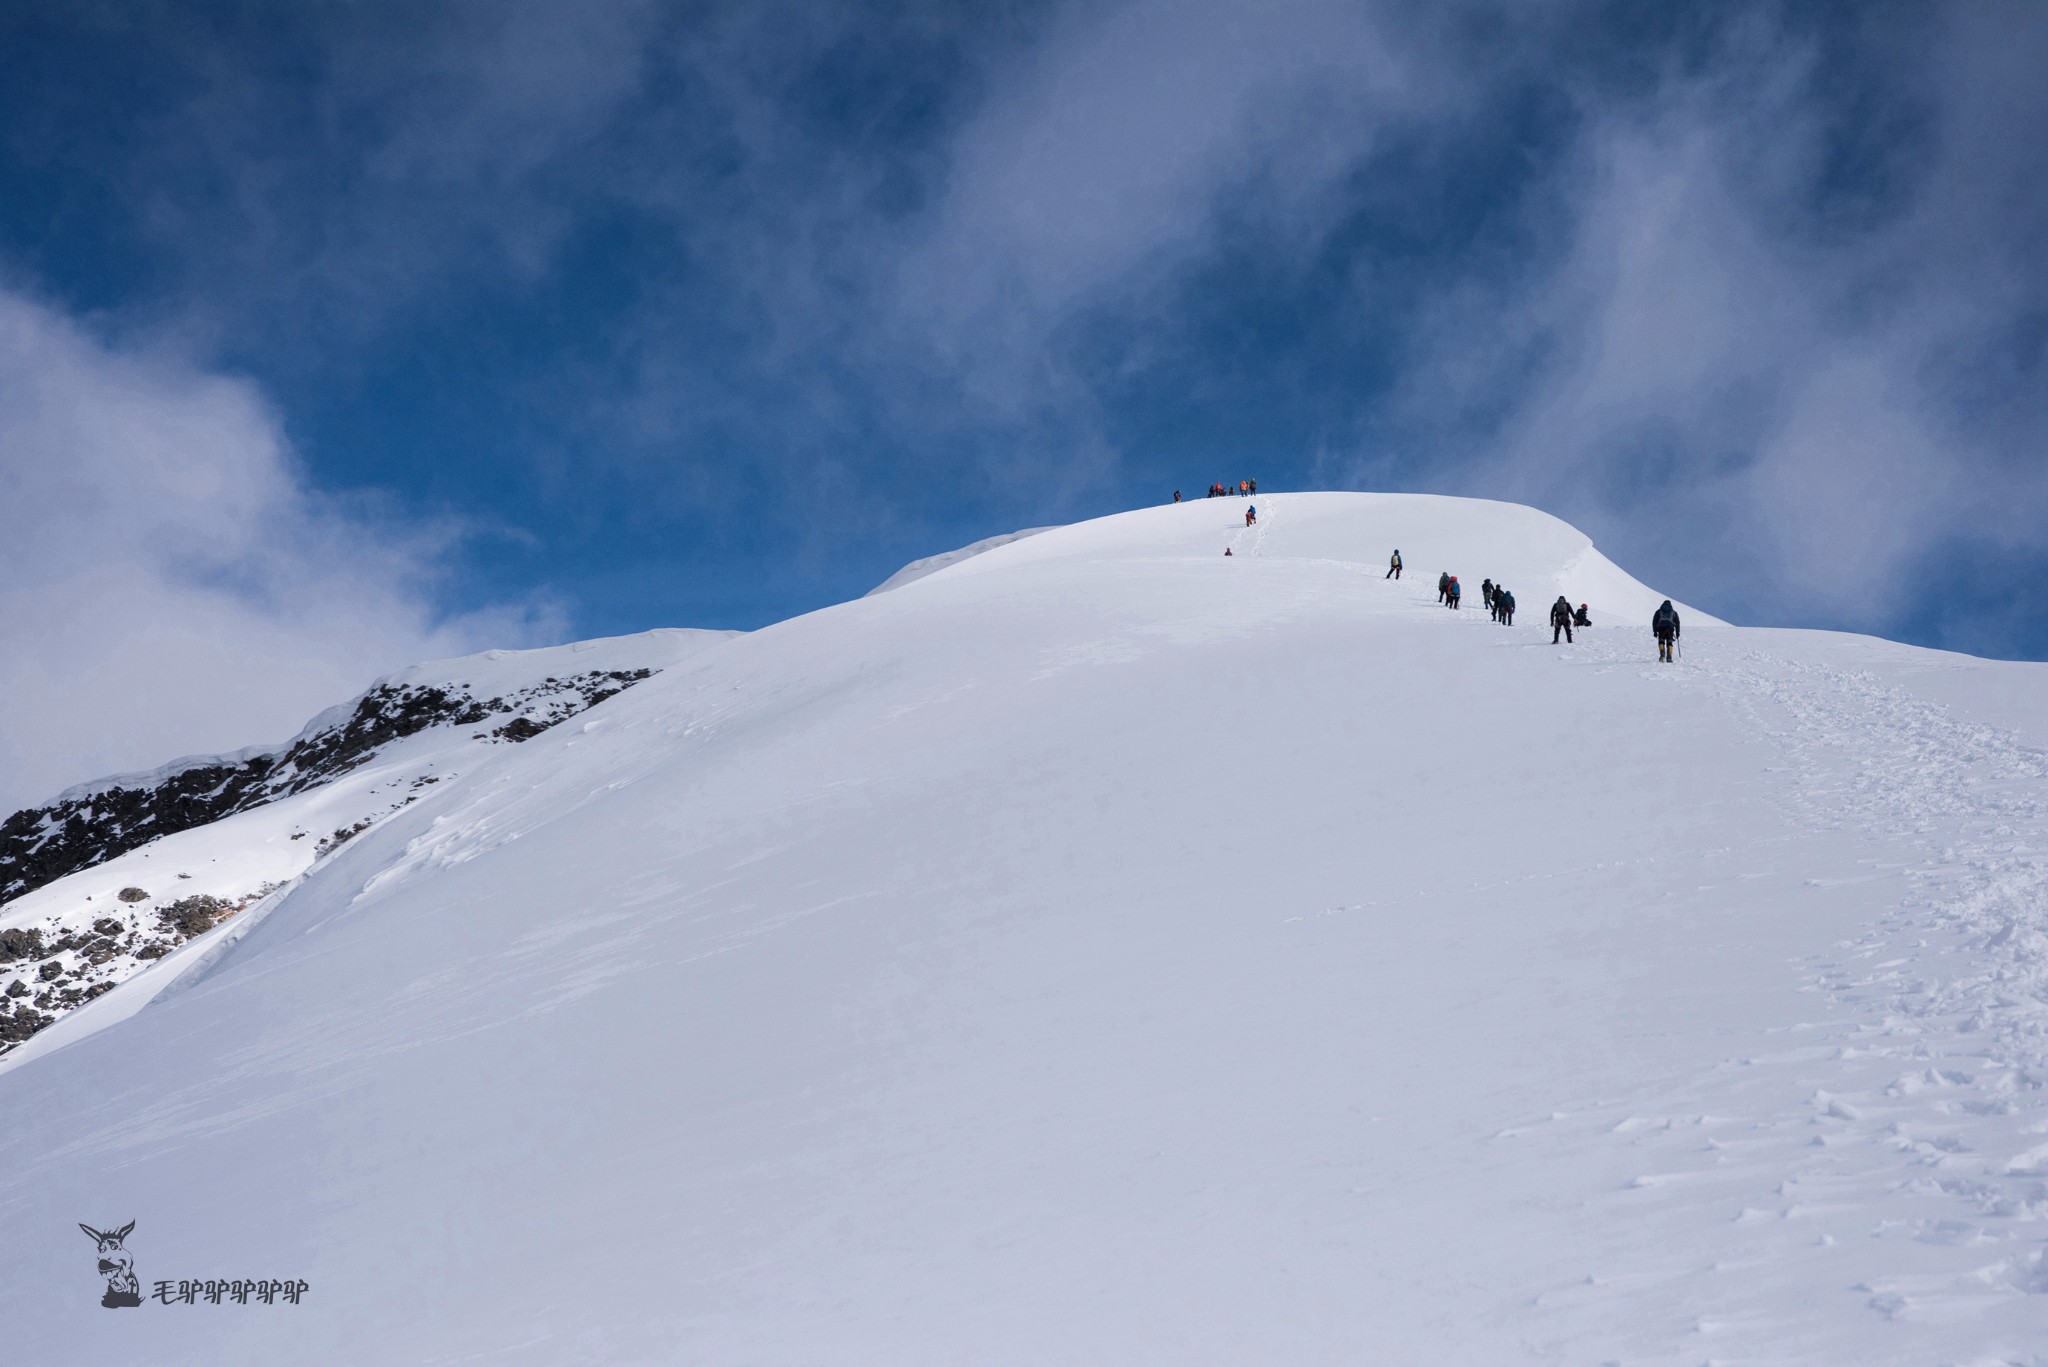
{"left": 1488, "top": 629, "right": 2048, "bottom": 1358}
{"left": 2, "top": 493, "right": 2045, "bottom": 1364}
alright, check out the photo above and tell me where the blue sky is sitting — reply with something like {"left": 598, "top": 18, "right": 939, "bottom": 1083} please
{"left": 0, "top": 1, "right": 2044, "bottom": 804}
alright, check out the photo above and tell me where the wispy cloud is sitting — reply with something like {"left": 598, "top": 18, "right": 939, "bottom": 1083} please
{"left": 0, "top": 286, "right": 555, "bottom": 810}
{"left": 896, "top": 0, "right": 1416, "bottom": 366}
{"left": 4, "top": 0, "right": 2044, "bottom": 677}
{"left": 1360, "top": 6, "right": 2048, "bottom": 639}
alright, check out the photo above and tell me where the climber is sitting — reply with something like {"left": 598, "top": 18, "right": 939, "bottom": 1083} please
{"left": 1386, "top": 549, "right": 1402, "bottom": 580}
{"left": 1573, "top": 603, "right": 1591, "bottom": 628}
{"left": 1652, "top": 600, "right": 1681, "bottom": 662}
{"left": 1550, "top": 595, "right": 1574, "bottom": 644}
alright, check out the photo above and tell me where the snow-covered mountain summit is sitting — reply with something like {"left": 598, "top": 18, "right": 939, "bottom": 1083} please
{"left": 4, "top": 493, "right": 2047, "bottom": 1364}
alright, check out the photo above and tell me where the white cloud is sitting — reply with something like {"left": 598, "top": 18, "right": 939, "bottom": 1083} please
{"left": 893, "top": 0, "right": 1423, "bottom": 413}
{"left": 15, "top": 0, "right": 2043, "bottom": 656}
{"left": 0, "top": 288, "right": 554, "bottom": 812}
{"left": 1370, "top": 9, "right": 2048, "bottom": 631}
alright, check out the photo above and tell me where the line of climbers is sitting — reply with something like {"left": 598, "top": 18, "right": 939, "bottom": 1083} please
{"left": 1488, "top": 579, "right": 1518, "bottom": 625}
{"left": 1208, "top": 527, "right": 1682, "bottom": 661}
{"left": 1403, "top": 550, "right": 1681, "bottom": 661}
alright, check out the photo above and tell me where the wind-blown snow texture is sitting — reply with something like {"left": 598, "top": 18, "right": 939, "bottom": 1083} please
{"left": 4, "top": 493, "right": 2047, "bottom": 1364}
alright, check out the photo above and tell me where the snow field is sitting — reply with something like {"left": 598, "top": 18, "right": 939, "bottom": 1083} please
{"left": 1, "top": 493, "right": 2044, "bottom": 1364}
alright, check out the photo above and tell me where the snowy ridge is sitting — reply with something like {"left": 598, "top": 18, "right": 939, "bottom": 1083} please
{"left": 3, "top": 493, "right": 2045, "bottom": 1364}
{"left": 47, "top": 742, "right": 283, "bottom": 806}
{"left": 0, "top": 628, "right": 735, "bottom": 1059}
{"left": 863, "top": 525, "right": 1056, "bottom": 595}
{"left": 42, "top": 629, "right": 721, "bottom": 806}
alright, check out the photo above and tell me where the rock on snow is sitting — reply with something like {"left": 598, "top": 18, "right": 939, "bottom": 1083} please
{"left": 4, "top": 492, "right": 2048, "bottom": 1364}
{"left": 0, "top": 629, "right": 736, "bottom": 1064}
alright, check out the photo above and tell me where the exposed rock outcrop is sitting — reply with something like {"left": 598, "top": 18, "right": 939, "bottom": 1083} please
{"left": 0, "top": 668, "right": 654, "bottom": 906}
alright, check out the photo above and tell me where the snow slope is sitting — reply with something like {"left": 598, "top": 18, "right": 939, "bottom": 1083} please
{"left": 0, "top": 629, "right": 734, "bottom": 1061}
{"left": 864, "top": 525, "right": 1057, "bottom": 595}
{"left": 3, "top": 492, "right": 2046, "bottom": 1364}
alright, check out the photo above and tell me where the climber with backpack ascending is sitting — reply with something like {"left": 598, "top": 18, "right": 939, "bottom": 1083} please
{"left": 1386, "top": 549, "right": 1402, "bottom": 580}
{"left": 1550, "top": 595, "right": 1574, "bottom": 644}
{"left": 1652, "top": 599, "right": 1681, "bottom": 663}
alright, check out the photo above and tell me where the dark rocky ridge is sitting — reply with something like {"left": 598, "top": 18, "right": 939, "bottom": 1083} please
{"left": 0, "top": 890, "right": 268, "bottom": 1052}
{"left": 0, "top": 668, "right": 654, "bottom": 907}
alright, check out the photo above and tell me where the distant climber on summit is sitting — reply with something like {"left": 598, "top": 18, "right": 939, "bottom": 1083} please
{"left": 1446, "top": 576, "right": 1461, "bottom": 609}
{"left": 1173, "top": 490, "right": 1181, "bottom": 503}
{"left": 1481, "top": 579, "right": 1495, "bottom": 612}
{"left": 1652, "top": 600, "right": 1681, "bottom": 662}
{"left": 1386, "top": 550, "right": 1402, "bottom": 580}
{"left": 1245, "top": 505, "right": 1256, "bottom": 526}
{"left": 1438, "top": 571, "right": 1450, "bottom": 603}
{"left": 1550, "top": 595, "right": 1574, "bottom": 644}
{"left": 1498, "top": 589, "right": 1515, "bottom": 626}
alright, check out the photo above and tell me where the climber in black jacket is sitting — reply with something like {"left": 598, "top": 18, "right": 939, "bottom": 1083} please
{"left": 1652, "top": 600, "right": 1681, "bottom": 663}
{"left": 1550, "top": 595, "right": 1574, "bottom": 644}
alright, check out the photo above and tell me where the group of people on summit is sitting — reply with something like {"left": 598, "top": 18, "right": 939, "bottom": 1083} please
{"left": 1173, "top": 479, "right": 1257, "bottom": 502}
{"left": 1400, "top": 551, "right": 1679, "bottom": 660}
